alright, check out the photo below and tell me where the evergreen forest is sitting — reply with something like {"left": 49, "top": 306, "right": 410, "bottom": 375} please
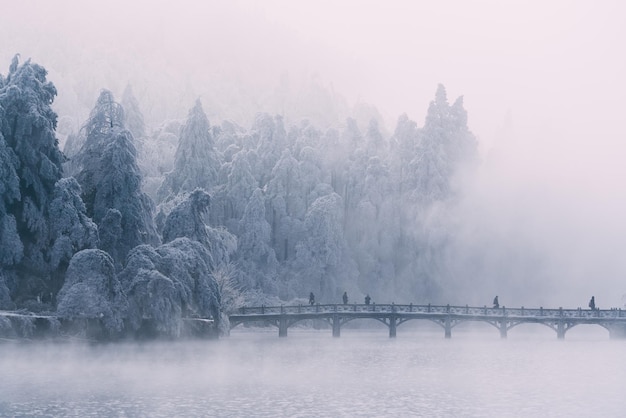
{"left": 0, "top": 56, "right": 479, "bottom": 338}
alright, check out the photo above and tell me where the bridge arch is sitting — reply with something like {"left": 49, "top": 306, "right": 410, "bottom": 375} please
{"left": 563, "top": 322, "right": 611, "bottom": 339}
{"left": 433, "top": 317, "right": 506, "bottom": 338}
{"left": 506, "top": 320, "right": 559, "bottom": 335}
{"left": 229, "top": 318, "right": 280, "bottom": 330}
{"left": 340, "top": 316, "right": 388, "bottom": 328}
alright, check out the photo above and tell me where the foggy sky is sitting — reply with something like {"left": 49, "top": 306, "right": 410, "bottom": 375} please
{"left": 2, "top": 0, "right": 625, "bottom": 307}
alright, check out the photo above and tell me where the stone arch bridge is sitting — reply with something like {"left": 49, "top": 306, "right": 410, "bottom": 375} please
{"left": 229, "top": 303, "right": 626, "bottom": 339}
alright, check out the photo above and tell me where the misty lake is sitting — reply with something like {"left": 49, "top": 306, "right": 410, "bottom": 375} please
{"left": 1, "top": 325, "right": 624, "bottom": 417}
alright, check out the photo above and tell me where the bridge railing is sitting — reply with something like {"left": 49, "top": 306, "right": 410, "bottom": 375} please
{"left": 235, "top": 304, "right": 624, "bottom": 319}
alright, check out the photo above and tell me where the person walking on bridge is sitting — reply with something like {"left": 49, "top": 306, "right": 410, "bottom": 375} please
{"left": 589, "top": 296, "right": 596, "bottom": 311}
{"left": 309, "top": 292, "right": 315, "bottom": 305}
{"left": 365, "top": 294, "right": 371, "bottom": 305}
{"left": 493, "top": 296, "right": 499, "bottom": 309}
{"left": 343, "top": 291, "right": 348, "bottom": 305}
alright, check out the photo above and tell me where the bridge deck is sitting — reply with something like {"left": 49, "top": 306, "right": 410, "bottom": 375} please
{"left": 229, "top": 304, "right": 626, "bottom": 339}
{"left": 232, "top": 303, "right": 624, "bottom": 319}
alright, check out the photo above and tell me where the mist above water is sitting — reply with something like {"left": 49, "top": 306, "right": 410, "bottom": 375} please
{"left": 1, "top": 329, "right": 624, "bottom": 416}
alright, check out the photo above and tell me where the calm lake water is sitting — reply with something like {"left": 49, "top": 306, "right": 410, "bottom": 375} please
{"left": 1, "top": 324, "right": 625, "bottom": 417}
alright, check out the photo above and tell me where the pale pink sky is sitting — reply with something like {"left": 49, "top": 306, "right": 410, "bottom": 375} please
{"left": 240, "top": 0, "right": 625, "bottom": 150}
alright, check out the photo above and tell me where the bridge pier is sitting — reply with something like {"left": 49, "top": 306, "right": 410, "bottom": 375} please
{"left": 499, "top": 320, "right": 507, "bottom": 339}
{"left": 332, "top": 314, "right": 341, "bottom": 337}
{"left": 557, "top": 321, "right": 565, "bottom": 339}
{"left": 278, "top": 316, "right": 288, "bottom": 337}
{"left": 444, "top": 316, "right": 452, "bottom": 338}
{"left": 389, "top": 315, "right": 397, "bottom": 338}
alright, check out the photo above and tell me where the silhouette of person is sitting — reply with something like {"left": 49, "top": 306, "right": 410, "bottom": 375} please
{"left": 589, "top": 296, "right": 596, "bottom": 311}
{"left": 343, "top": 291, "right": 348, "bottom": 305}
{"left": 493, "top": 296, "right": 499, "bottom": 309}
{"left": 309, "top": 292, "right": 315, "bottom": 305}
{"left": 365, "top": 294, "right": 371, "bottom": 305}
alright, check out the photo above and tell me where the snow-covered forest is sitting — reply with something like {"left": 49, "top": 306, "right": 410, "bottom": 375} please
{"left": 0, "top": 55, "right": 480, "bottom": 337}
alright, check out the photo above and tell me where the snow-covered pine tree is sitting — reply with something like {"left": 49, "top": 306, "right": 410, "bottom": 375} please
{"left": 409, "top": 84, "right": 478, "bottom": 204}
{"left": 162, "top": 188, "right": 236, "bottom": 269}
{"left": 48, "top": 177, "right": 99, "bottom": 295}
{"left": 120, "top": 238, "right": 222, "bottom": 337}
{"left": 98, "top": 208, "right": 122, "bottom": 269}
{"left": 0, "top": 131, "right": 22, "bottom": 274}
{"left": 350, "top": 156, "right": 397, "bottom": 300}
{"left": 95, "top": 131, "right": 159, "bottom": 258}
{"left": 341, "top": 119, "right": 368, "bottom": 215}
{"left": 226, "top": 151, "right": 257, "bottom": 223}
{"left": 290, "top": 193, "right": 358, "bottom": 302}
{"left": 62, "top": 131, "right": 85, "bottom": 177}
{"left": 214, "top": 119, "right": 246, "bottom": 154}
{"left": 162, "top": 188, "right": 212, "bottom": 249}
{"left": 157, "top": 99, "right": 220, "bottom": 203}
{"left": 72, "top": 89, "right": 124, "bottom": 197}
{"left": 0, "top": 120, "right": 20, "bottom": 308}
{"left": 74, "top": 90, "right": 159, "bottom": 268}
{"left": 298, "top": 145, "right": 328, "bottom": 211}
{"left": 391, "top": 84, "right": 478, "bottom": 302}
{"left": 318, "top": 128, "right": 345, "bottom": 193}
{"left": 252, "top": 113, "right": 287, "bottom": 187}
{"left": 121, "top": 84, "right": 146, "bottom": 140}
{"left": 291, "top": 121, "right": 322, "bottom": 161}
{"left": 0, "top": 56, "right": 65, "bottom": 303}
{"left": 210, "top": 149, "right": 258, "bottom": 232}
{"left": 236, "top": 188, "right": 278, "bottom": 294}
{"left": 56, "top": 249, "right": 127, "bottom": 335}
{"left": 139, "top": 119, "right": 179, "bottom": 201}
{"left": 265, "top": 149, "right": 306, "bottom": 262}
{"left": 388, "top": 113, "right": 418, "bottom": 196}
{"left": 365, "top": 118, "right": 386, "bottom": 159}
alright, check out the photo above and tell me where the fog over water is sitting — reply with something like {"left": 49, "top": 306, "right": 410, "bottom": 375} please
{"left": 2, "top": 330, "right": 625, "bottom": 416}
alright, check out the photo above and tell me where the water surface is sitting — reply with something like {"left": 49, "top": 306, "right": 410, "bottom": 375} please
{"left": 1, "top": 326, "right": 624, "bottom": 417}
